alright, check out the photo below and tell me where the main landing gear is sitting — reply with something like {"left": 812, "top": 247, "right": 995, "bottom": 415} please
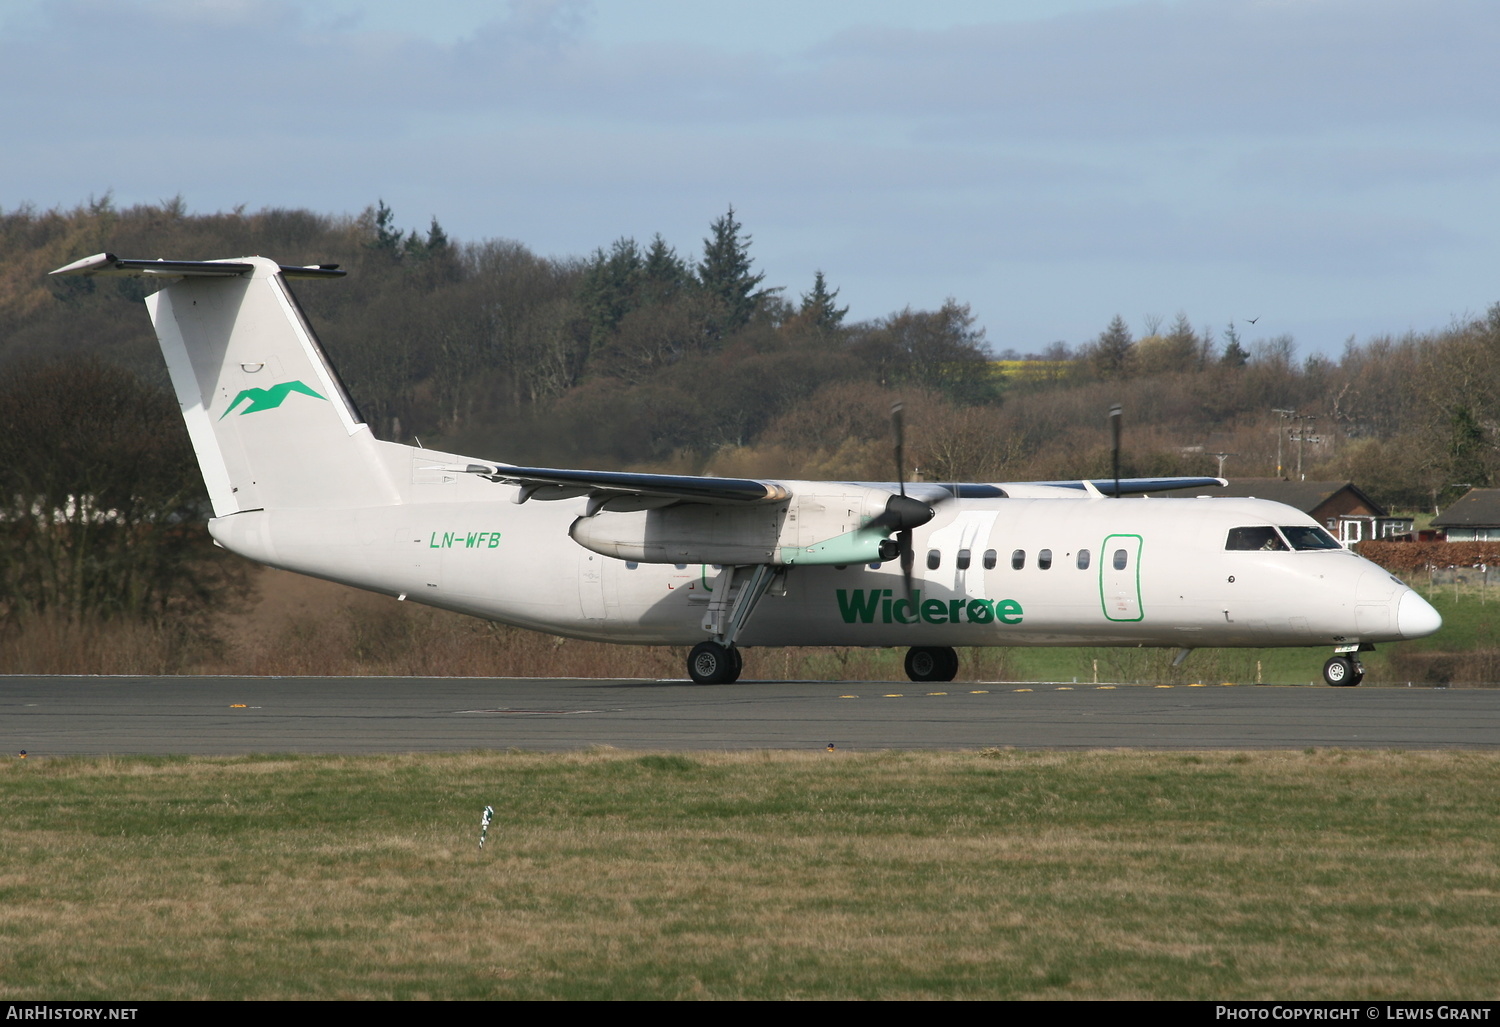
{"left": 905, "top": 646, "right": 959, "bottom": 683}
{"left": 688, "top": 641, "right": 743, "bottom": 684}
{"left": 687, "top": 565, "right": 772, "bottom": 684}
{"left": 1322, "top": 654, "right": 1364, "bottom": 687}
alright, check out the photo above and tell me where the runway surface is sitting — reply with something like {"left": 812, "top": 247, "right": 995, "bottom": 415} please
{"left": 4, "top": 676, "right": 1498, "bottom": 755}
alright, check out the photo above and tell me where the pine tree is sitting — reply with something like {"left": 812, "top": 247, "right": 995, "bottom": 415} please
{"left": 425, "top": 217, "right": 450, "bottom": 254}
{"left": 579, "top": 237, "right": 644, "bottom": 343}
{"left": 1221, "top": 321, "right": 1249, "bottom": 368}
{"left": 799, "top": 270, "right": 848, "bottom": 332}
{"left": 1089, "top": 315, "right": 1135, "bottom": 378}
{"left": 641, "top": 233, "right": 690, "bottom": 304}
{"left": 698, "top": 205, "right": 766, "bottom": 336}
{"left": 1163, "top": 311, "right": 1200, "bottom": 370}
{"left": 367, "top": 199, "right": 403, "bottom": 256}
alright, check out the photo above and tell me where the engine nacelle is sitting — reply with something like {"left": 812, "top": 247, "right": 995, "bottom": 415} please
{"left": 568, "top": 485, "right": 910, "bottom": 566}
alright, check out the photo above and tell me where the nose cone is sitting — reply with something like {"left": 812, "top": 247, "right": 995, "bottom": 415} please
{"left": 1397, "top": 590, "right": 1443, "bottom": 639}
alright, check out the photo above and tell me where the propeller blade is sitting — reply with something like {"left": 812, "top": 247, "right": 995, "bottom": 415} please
{"left": 882, "top": 399, "right": 935, "bottom": 602}
{"left": 891, "top": 401, "right": 907, "bottom": 498}
{"left": 1109, "top": 403, "right": 1122, "bottom": 498}
{"left": 898, "top": 529, "right": 916, "bottom": 602}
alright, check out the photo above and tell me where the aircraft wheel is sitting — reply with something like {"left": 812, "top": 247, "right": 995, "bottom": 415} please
{"left": 905, "top": 646, "right": 959, "bottom": 683}
{"left": 1322, "top": 656, "right": 1360, "bottom": 687}
{"left": 688, "top": 641, "right": 740, "bottom": 685}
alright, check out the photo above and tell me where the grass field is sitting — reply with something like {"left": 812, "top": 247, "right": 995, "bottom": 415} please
{"left": 3, "top": 749, "right": 1499, "bottom": 1000}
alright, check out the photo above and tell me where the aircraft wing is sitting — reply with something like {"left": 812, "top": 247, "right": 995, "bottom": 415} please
{"left": 453, "top": 463, "right": 792, "bottom": 508}
{"left": 450, "top": 462, "right": 1223, "bottom": 509}
{"left": 845, "top": 477, "right": 1225, "bottom": 499}
{"left": 1018, "top": 476, "right": 1227, "bottom": 496}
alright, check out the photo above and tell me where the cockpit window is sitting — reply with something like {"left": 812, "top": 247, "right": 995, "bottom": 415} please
{"left": 1280, "top": 525, "right": 1342, "bottom": 550}
{"left": 1225, "top": 526, "right": 1289, "bottom": 551}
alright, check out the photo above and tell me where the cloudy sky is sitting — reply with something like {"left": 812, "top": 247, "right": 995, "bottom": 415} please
{"left": 4, "top": 0, "right": 1497, "bottom": 357}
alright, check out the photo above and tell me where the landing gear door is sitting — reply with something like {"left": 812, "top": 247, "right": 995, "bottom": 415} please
{"left": 1100, "top": 533, "right": 1143, "bottom": 622}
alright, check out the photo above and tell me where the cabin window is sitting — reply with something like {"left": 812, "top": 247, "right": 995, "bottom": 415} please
{"left": 983, "top": 549, "right": 997, "bottom": 570}
{"left": 1076, "top": 549, "right": 1090, "bottom": 570}
{"left": 1113, "top": 549, "right": 1128, "bottom": 570}
{"left": 1225, "top": 526, "right": 1289, "bottom": 551}
{"left": 927, "top": 549, "right": 941, "bottom": 570}
{"left": 956, "top": 549, "right": 971, "bottom": 570}
{"left": 1038, "top": 549, "right": 1053, "bottom": 570}
{"left": 1011, "top": 549, "right": 1026, "bottom": 570}
{"left": 1280, "top": 525, "right": 1342, "bottom": 551}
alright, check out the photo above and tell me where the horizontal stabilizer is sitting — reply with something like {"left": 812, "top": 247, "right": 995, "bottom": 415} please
{"left": 51, "top": 253, "right": 345, "bottom": 280}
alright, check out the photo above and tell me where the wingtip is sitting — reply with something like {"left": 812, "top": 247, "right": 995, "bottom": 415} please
{"left": 49, "top": 252, "right": 117, "bottom": 276}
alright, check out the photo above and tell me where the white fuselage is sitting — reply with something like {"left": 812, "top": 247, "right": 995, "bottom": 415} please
{"left": 207, "top": 440, "right": 1435, "bottom": 651}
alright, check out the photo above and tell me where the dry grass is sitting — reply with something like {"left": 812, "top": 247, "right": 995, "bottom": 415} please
{"left": 2, "top": 749, "right": 1499, "bottom": 999}
{"left": 0, "top": 611, "right": 221, "bottom": 675}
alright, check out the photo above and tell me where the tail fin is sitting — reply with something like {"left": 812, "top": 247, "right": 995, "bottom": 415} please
{"left": 51, "top": 254, "right": 398, "bottom": 515}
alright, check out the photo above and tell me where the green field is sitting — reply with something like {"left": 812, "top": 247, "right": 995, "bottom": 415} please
{"left": 3, "top": 749, "right": 1499, "bottom": 1000}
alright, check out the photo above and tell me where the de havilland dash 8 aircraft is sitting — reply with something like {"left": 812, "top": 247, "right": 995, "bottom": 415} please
{"left": 51, "top": 253, "right": 1442, "bottom": 686}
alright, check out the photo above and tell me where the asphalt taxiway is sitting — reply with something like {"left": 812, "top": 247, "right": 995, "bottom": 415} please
{"left": 4, "top": 676, "right": 1497, "bottom": 755}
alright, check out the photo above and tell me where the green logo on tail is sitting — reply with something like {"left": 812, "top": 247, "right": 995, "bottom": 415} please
{"left": 220, "top": 380, "right": 326, "bottom": 419}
